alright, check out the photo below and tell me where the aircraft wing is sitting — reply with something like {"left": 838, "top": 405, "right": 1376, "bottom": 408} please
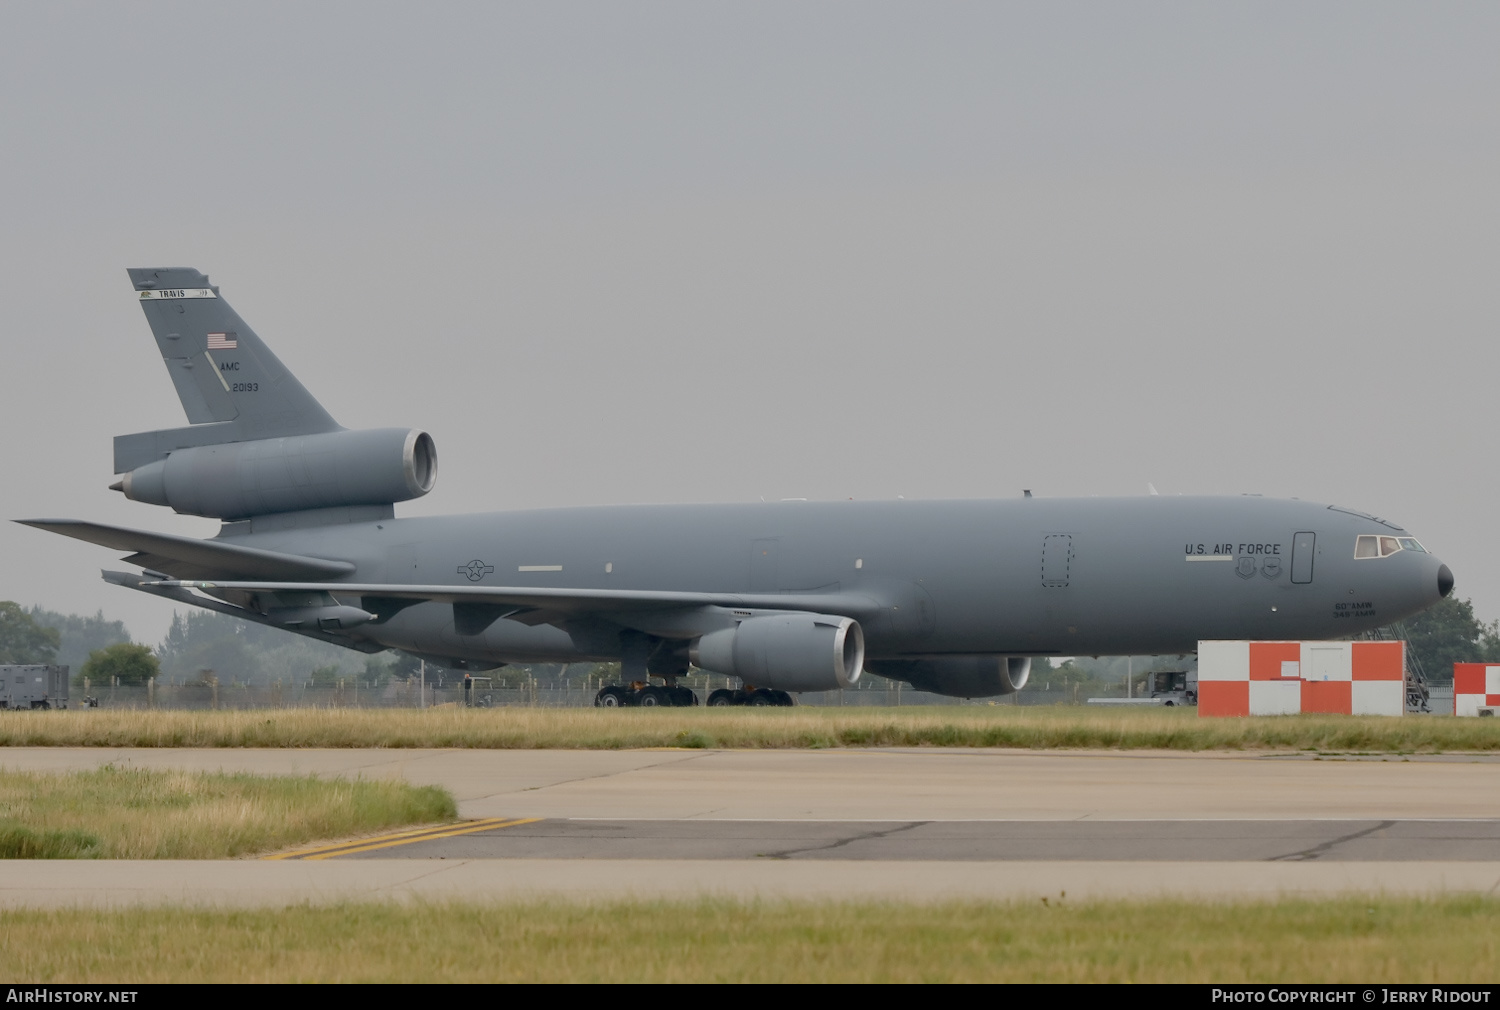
{"left": 142, "top": 578, "right": 884, "bottom": 629}
{"left": 19, "top": 520, "right": 356, "bottom": 581}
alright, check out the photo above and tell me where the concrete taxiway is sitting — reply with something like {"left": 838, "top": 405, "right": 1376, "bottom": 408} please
{"left": 2, "top": 747, "right": 1498, "bottom": 905}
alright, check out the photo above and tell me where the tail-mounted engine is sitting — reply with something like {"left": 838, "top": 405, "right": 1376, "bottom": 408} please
{"left": 113, "top": 427, "right": 436, "bottom": 520}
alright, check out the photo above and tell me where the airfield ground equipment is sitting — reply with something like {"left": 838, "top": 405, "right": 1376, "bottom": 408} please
{"left": 0, "top": 665, "right": 70, "bottom": 709}
{"left": 1198, "top": 640, "right": 1407, "bottom": 717}
{"left": 1086, "top": 670, "right": 1197, "bottom": 707}
{"left": 1452, "top": 663, "right": 1500, "bottom": 716}
{"left": 1148, "top": 670, "right": 1197, "bottom": 706}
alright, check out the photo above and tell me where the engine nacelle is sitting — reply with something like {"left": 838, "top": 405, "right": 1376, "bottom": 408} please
{"left": 116, "top": 428, "right": 436, "bottom": 519}
{"left": 690, "top": 613, "right": 864, "bottom": 693}
{"left": 865, "top": 656, "right": 1031, "bottom": 698}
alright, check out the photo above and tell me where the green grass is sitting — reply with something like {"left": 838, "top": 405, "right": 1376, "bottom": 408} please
{"left": 3, "top": 896, "right": 1498, "bottom": 982}
{"left": 0, "top": 705, "right": 1497, "bottom": 752}
{"left": 0, "top": 767, "right": 455, "bottom": 858}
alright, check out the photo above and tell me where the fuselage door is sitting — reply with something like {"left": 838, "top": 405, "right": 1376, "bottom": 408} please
{"left": 1042, "top": 534, "right": 1073, "bottom": 588}
{"left": 1291, "top": 532, "right": 1316, "bottom": 584}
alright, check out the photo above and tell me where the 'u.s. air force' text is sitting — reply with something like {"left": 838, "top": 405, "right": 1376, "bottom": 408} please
{"left": 1186, "top": 543, "right": 1283, "bottom": 556}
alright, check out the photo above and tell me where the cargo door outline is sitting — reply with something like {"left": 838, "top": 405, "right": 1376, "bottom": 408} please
{"left": 1291, "top": 532, "right": 1316, "bottom": 584}
{"left": 1042, "top": 534, "right": 1073, "bottom": 589}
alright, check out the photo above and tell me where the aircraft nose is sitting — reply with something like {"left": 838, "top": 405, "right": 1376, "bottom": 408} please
{"left": 1438, "top": 563, "right": 1455, "bottom": 599}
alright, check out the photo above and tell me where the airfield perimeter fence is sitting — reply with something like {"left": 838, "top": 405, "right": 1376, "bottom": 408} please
{"left": 72, "top": 675, "right": 1053, "bottom": 710}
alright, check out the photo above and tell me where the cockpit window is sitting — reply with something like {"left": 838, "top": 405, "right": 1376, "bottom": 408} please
{"left": 1355, "top": 534, "right": 1427, "bottom": 559}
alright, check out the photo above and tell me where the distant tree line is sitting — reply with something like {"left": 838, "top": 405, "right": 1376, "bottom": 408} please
{"left": 3, "top": 594, "right": 1497, "bottom": 694}
{"left": 1389, "top": 596, "right": 1500, "bottom": 684}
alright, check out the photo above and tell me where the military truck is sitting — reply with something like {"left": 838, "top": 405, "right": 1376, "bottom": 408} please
{"left": 0, "top": 665, "right": 69, "bottom": 709}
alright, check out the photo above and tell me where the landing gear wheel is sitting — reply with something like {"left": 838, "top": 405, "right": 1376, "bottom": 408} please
{"left": 747, "top": 690, "right": 773, "bottom": 706}
{"left": 707, "top": 689, "right": 737, "bottom": 707}
{"left": 595, "top": 686, "right": 629, "bottom": 708}
{"left": 638, "top": 686, "right": 669, "bottom": 707}
{"left": 670, "top": 687, "right": 699, "bottom": 707}
{"left": 772, "top": 691, "right": 795, "bottom": 707}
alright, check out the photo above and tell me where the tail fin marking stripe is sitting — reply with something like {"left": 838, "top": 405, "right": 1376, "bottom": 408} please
{"left": 137, "top": 288, "right": 217, "bottom": 299}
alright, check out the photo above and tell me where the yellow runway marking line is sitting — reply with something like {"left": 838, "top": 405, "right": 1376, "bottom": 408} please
{"left": 263, "top": 821, "right": 497, "bottom": 861}
{"left": 265, "top": 818, "right": 540, "bottom": 861}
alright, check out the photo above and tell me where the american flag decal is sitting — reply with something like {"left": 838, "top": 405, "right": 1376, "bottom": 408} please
{"left": 207, "top": 331, "right": 238, "bottom": 349}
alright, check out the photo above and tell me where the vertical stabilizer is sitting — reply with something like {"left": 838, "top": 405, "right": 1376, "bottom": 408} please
{"left": 126, "top": 268, "right": 340, "bottom": 439}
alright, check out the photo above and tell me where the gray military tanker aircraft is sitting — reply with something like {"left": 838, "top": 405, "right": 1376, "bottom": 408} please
{"left": 21, "top": 269, "right": 1455, "bottom": 706}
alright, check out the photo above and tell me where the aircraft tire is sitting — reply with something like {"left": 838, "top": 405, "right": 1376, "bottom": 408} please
{"left": 638, "top": 686, "right": 668, "bottom": 707}
{"left": 669, "top": 687, "right": 698, "bottom": 707}
{"left": 772, "top": 691, "right": 794, "bottom": 707}
{"left": 706, "top": 689, "right": 736, "bottom": 707}
{"left": 747, "top": 690, "right": 773, "bottom": 707}
{"left": 594, "top": 686, "right": 629, "bottom": 708}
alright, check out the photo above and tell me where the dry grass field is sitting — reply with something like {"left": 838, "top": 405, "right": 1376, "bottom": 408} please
{"left": 0, "top": 767, "right": 455, "bottom": 858}
{"left": 4, "top": 895, "right": 1497, "bottom": 983}
{"left": 0, "top": 704, "right": 1496, "bottom": 752}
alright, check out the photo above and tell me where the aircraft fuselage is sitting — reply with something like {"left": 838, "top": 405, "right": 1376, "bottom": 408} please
{"left": 225, "top": 495, "right": 1451, "bottom": 666}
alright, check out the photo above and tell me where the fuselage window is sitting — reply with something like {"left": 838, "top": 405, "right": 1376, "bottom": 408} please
{"left": 1354, "top": 534, "right": 1428, "bottom": 559}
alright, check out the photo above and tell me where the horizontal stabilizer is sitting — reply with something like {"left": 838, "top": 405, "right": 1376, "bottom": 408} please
{"left": 19, "top": 520, "right": 355, "bottom": 581}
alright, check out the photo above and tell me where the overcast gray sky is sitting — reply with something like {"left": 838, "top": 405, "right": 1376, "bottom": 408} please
{"left": 2, "top": 2, "right": 1497, "bottom": 644}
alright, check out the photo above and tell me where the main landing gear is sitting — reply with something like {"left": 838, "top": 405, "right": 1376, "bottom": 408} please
{"left": 593, "top": 683, "right": 701, "bottom": 707}
{"left": 591, "top": 632, "right": 797, "bottom": 707}
{"left": 591, "top": 684, "right": 797, "bottom": 707}
{"left": 706, "top": 688, "right": 795, "bottom": 707}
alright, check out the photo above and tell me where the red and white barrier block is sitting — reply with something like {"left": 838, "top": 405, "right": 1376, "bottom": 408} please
{"left": 1197, "top": 640, "right": 1405, "bottom": 717}
{"left": 1452, "top": 664, "right": 1500, "bottom": 717}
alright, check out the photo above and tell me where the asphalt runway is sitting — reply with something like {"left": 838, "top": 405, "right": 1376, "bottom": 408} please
{"left": 2, "top": 747, "right": 1498, "bottom": 905}
{"left": 312, "top": 816, "right": 1500, "bottom": 862}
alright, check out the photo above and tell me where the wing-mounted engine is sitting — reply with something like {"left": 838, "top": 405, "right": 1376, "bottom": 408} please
{"left": 113, "top": 427, "right": 437, "bottom": 519}
{"left": 690, "top": 612, "right": 865, "bottom": 693}
{"left": 866, "top": 656, "right": 1031, "bottom": 698}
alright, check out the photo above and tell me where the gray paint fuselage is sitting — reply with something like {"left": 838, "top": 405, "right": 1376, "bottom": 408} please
{"left": 223, "top": 495, "right": 1449, "bottom": 665}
